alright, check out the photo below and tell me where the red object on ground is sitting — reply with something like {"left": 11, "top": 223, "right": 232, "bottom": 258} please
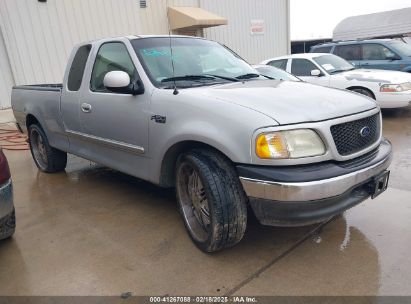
{"left": 0, "top": 125, "right": 29, "bottom": 151}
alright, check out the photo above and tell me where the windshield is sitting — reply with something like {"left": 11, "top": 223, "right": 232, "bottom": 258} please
{"left": 388, "top": 41, "right": 411, "bottom": 57}
{"left": 313, "top": 54, "right": 355, "bottom": 74}
{"left": 131, "top": 37, "right": 262, "bottom": 88}
{"left": 254, "top": 66, "right": 300, "bottom": 82}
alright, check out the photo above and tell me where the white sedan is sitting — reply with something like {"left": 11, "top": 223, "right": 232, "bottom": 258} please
{"left": 261, "top": 53, "right": 411, "bottom": 108}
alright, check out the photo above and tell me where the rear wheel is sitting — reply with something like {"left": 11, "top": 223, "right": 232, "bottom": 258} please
{"left": 0, "top": 209, "right": 15, "bottom": 240}
{"left": 350, "top": 88, "right": 375, "bottom": 99}
{"left": 176, "top": 150, "right": 248, "bottom": 252}
{"left": 29, "top": 124, "right": 67, "bottom": 173}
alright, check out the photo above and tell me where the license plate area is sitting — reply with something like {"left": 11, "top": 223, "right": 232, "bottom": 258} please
{"left": 371, "top": 170, "right": 390, "bottom": 199}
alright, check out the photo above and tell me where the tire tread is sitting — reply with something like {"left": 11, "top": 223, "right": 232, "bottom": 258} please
{"left": 29, "top": 124, "right": 67, "bottom": 173}
{"left": 177, "top": 149, "right": 247, "bottom": 252}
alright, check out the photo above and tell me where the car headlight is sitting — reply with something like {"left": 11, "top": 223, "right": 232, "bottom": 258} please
{"left": 380, "top": 83, "right": 411, "bottom": 92}
{"left": 256, "top": 129, "right": 326, "bottom": 159}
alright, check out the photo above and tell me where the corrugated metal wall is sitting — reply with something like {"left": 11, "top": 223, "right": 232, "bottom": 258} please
{"left": 202, "top": 0, "right": 290, "bottom": 64}
{"left": 0, "top": 28, "right": 14, "bottom": 109}
{"left": 0, "top": 0, "right": 289, "bottom": 108}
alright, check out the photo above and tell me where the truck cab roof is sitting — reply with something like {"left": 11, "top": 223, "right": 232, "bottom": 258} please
{"left": 77, "top": 34, "right": 205, "bottom": 46}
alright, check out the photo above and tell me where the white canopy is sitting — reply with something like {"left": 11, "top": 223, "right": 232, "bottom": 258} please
{"left": 333, "top": 7, "right": 411, "bottom": 41}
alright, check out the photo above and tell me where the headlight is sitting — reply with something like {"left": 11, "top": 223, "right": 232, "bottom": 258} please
{"left": 256, "top": 129, "right": 326, "bottom": 159}
{"left": 380, "top": 83, "right": 411, "bottom": 92}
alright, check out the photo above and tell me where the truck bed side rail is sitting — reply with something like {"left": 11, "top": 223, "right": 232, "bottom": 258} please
{"left": 13, "top": 84, "right": 63, "bottom": 92}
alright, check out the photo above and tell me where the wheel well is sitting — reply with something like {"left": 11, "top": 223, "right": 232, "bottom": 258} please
{"left": 26, "top": 114, "right": 40, "bottom": 129}
{"left": 159, "top": 141, "right": 232, "bottom": 188}
{"left": 346, "top": 86, "right": 375, "bottom": 99}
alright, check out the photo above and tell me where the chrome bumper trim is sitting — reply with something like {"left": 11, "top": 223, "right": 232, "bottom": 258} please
{"left": 240, "top": 153, "right": 392, "bottom": 202}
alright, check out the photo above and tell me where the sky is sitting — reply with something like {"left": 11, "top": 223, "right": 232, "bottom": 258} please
{"left": 290, "top": 0, "right": 411, "bottom": 40}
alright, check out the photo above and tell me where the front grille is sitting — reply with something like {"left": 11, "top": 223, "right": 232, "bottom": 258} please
{"left": 331, "top": 113, "right": 380, "bottom": 156}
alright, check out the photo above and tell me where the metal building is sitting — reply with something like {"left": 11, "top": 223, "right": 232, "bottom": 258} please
{"left": 0, "top": 0, "right": 290, "bottom": 109}
{"left": 333, "top": 7, "right": 411, "bottom": 41}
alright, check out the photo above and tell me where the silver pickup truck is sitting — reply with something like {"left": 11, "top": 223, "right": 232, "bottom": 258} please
{"left": 12, "top": 35, "right": 392, "bottom": 252}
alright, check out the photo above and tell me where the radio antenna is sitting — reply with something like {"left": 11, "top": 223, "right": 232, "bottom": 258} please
{"left": 166, "top": 2, "right": 179, "bottom": 95}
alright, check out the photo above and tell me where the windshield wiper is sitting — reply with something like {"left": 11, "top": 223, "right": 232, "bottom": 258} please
{"left": 329, "top": 69, "right": 346, "bottom": 75}
{"left": 161, "top": 74, "right": 240, "bottom": 83}
{"left": 259, "top": 74, "right": 274, "bottom": 80}
{"left": 203, "top": 74, "right": 239, "bottom": 82}
{"left": 236, "top": 73, "right": 261, "bottom": 80}
{"left": 161, "top": 75, "right": 216, "bottom": 83}
{"left": 330, "top": 67, "right": 355, "bottom": 75}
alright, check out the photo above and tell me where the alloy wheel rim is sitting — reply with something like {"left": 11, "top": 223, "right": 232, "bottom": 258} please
{"left": 31, "top": 129, "right": 48, "bottom": 169}
{"left": 177, "top": 161, "right": 211, "bottom": 242}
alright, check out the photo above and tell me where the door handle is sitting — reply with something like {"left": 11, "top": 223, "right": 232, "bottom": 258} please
{"left": 81, "top": 103, "right": 92, "bottom": 113}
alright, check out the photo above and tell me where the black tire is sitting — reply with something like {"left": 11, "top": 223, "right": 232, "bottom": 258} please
{"left": 175, "top": 149, "right": 248, "bottom": 253}
{"left": 28, "top": 124, "right": 67, "bottom": 173}
{"left": 0, "top": 209, "right": 16, "bottom": 240}
{"left": 350, "top": 88, "right": 375, "bottom": 99}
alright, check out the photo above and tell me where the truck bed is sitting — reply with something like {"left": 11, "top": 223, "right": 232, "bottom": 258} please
{"left": 11, "top": 83, "right": 65, "bottom": 146}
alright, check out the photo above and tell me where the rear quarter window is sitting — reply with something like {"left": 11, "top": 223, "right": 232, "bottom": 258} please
{"left": 67, "top": 44, "right": 92, "bottom": 91}
{"left": 334, "top": 44, "right": 362, "bottom": 61}
{"left": 268, "top": 59, "right": 288, "bottom": 70}
{"left": 312, "top": 46, "right": 332, "bottom": 53}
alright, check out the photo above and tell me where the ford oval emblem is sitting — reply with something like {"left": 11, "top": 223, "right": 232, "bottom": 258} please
{"left": 360, "top": 126, "right": 371, "bottom": 137}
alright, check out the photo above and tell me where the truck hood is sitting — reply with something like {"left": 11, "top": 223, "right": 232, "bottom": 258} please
{"left": 190, "top": 80, "right": 377, "bottom": 125}
{"left": 338, "top": 68, "right": 411, "bottom": 84}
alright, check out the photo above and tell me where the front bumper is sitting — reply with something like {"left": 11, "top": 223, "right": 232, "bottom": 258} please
{"left": 377, "top": 91, "right": 411, "bottom": 108}
{"left": 0, "top": 179, "right": 14, "bottom": 219}
{"left": 238, "top": 139, "right": 392, "bottom": 226}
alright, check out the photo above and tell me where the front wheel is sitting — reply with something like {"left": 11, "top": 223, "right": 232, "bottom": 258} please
{"left": 176, "top": 150, "right": 248, "bottom": 253}
{"left": 29, "top": 124, "right": 67, "bottom": 173}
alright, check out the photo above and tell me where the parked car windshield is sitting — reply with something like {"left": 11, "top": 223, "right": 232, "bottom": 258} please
{"left": 313, "top": 54, "right": 355, "bottom": 74}
{"left": 387, "top": 41, "right": 411, "bottom": 57}
{"left": 254, "top": 65, "right": 301, "bottom": 82}
{"left": 131, "top": 37, "right": 263, "bottom": 88}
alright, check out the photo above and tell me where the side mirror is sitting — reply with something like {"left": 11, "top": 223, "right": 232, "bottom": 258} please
{"left": 103, "top": 71, "right": 144, "bottom": 95}
{"left": 310, "top": 69, "right": 322, "bottom": 77}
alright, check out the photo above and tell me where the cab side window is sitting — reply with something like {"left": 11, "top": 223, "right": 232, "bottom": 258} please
{"left": 90, "top": 42, "right": 137, "bottom": 92}
{"left": 334, "top": 45, "right": 362, "bottom": 61}
{"left": 268, "top": 59, "right": 288, "bottom": 70}
{"left": 291, "top": 59, "right": 318, "bottom": 76}
{"left": 67, "top": 44, "right": 91, "bottom": 91}
{"left": 362, "top": 44, "right": 397, "bottom": 60}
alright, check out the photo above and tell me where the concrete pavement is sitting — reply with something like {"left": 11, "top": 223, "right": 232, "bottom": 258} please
{"left": 0, "top": 107, "right": 410, "bottom": 296}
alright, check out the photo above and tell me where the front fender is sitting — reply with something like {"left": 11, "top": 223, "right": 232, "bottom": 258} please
{"left": 149, "top": 120, "right": 255, "bottom": 185}
{"left": 148, "top": 87, "right": 277, "bottom": 185}
{"left": 163, "top": 122, "right": 248, "bottom": 162}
